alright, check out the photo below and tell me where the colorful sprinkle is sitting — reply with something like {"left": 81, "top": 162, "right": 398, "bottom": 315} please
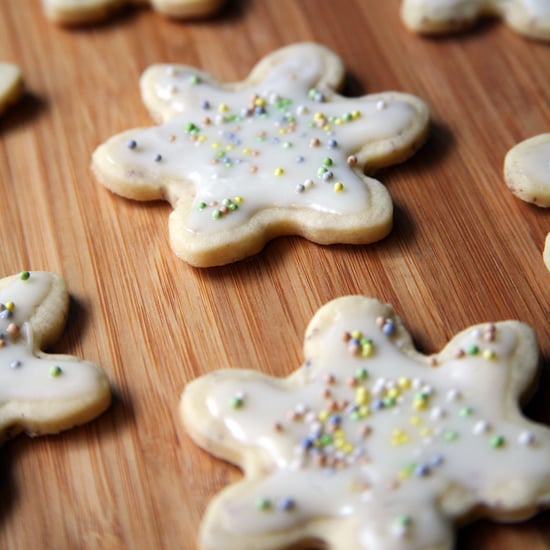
{"left": 49, "top": 365, "right": 63, "bottom": 377}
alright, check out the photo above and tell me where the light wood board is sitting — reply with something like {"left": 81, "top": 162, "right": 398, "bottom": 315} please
{"left": 0, "top": 0, "right": 549, "bottom": 548}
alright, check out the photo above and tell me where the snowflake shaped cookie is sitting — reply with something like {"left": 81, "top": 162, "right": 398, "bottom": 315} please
{"left": 0, "top": 271, "right": 111, "bottom": 443}
{"left": 401, "top": 0, "right": 550, "bottom": 40}
{"left": 42, "top": 0, "right": 224, "bottom": 24}
{"left": 181, "top": 296, "right": 550, "bottom": 550}
{"left": 0, "top": 63, "right": 23, "bottom": 115}
{"left": 92, "top": 43, "right": 430, "bottom": 267}
{"left": 504, "top": 133, "right": 550, "bottom": 271}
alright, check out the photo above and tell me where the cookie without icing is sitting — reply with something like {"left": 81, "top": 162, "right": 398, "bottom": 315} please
{"left": 0, "top": 271, "right": 111, "bottom": 443}
{"left": 0, "top": 63, "right": 23, "bottom": 115}
{"left": 92, "top": 43, "right": 430, "bottom": 267}
{"left": 181, "top": 296, "right": 550, "bottom": 550}
{"left": 401, "top": 0, "right": 550, "bottom": 41}
{"left": 42, "top": 0, "right": 224, "bottom": 24}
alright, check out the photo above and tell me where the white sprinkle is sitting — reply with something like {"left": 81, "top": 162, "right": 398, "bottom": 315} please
{"left": 430, "top": 407, "right": 445, "bottom": 420}
{"left": 473, "top": 420, "right": 491, "bottom": 435}
{"left": 446, "top": 388, "right": 461, "bottom": 402}
{"left": 518, "top": 431, "right": 536, "bottom": 446}
{"left": 376, "top": 99, "right": 387, "bottom": 111}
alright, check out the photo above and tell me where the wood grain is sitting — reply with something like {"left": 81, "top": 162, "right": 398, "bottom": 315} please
{"left": 0, "top": 0, "right": 549, "bottom": 548}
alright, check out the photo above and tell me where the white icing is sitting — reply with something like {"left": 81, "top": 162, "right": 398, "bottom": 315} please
{"left": 100, "top": 51, "right": 424, "bottom": 234}
{"left": 517, "top": 140, "right": 550, "bottom": 186}
{"left": 189, "top": 299, "right": 549, "bottom": 549}
{"left": 0, "top": 272, "right": 104, "bottom": 402}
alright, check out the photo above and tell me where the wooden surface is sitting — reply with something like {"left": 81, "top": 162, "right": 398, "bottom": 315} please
{"left": 0, "top": 0, "right": 549, "bottom": 548}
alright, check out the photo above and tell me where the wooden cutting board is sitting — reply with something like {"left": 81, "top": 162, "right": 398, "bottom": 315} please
{"left": 0, "top": 0, "right": 549, "bottom": 548}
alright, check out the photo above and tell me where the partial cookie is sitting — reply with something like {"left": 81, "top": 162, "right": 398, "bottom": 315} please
{"left": 0, "top": 271, "right": 111, "bottom": 443}
{"left": 544, "top": 233, "right": 550, "bottom": 271}
{"left": 504, "top": 133, "right": 550, "bottom": 207}
{"left": 181, "top": 295, "right": 549, "bottom": 550}
{"left": 42, "top": 0, "right": 224, "bottom": 24}
{"left": 0, "top": 63, "right": 23, "bottom": 115}
{"left": 401, "top": 0, "right": 550, "bottom": 41}
{"left": 92, "top": 43, "right": 429, "bottom": 267}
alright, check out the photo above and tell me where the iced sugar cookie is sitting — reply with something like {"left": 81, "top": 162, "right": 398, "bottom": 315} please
{"left": 181, "top": 296, "right": 550, "bottom": 550}
{"left": 401, "top": 0, "right": 550, "bottom": 41}
{"left": 504, "top": 133, "right": 550, "bottom": 207}
{"left": 92, "top": 43, "right": 429, "bottom": 267}
{"left": 0, "top": 63, "right": 23, "bottom": 115}
{"left": 0, "top": 271, "right": 111, "bottom": 443}
{"left": 544, "top": 233, "right": 550, "bottom": 271}
{"left": 42, "top": 0, "right": 224, "bottom": 24}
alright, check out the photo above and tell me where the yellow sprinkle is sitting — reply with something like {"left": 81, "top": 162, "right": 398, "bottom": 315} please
{"left": 278, "top": 128, "right": 287, "bottom": 135}
{"left": 334, "top": 118, "right": 343, "bottom": 125}
{"left": 356, "top": 387, "right": 369, "bottom": 406}
{"left": 387, "top": 387, "right": 400, "bottom": 399}
{"left": 342, "top": 442, "right": 354, "bottom": 454}
{"left": 254, "top": 97, "right": 266, "bottom": 107}
{"left": 391, "top": 429, "right": 410, "bottom": 446}
{"left": 359, "top": 405, "right": 370, "bottom": 417}
{"left": 410, "top": 415, "right": 422, "bottom": 426}
{"left": 5, "top": 301, "right": 14, "bottom": 311}
{"left": 398, "top": 468, "right": 411, "bottom": 480}
{"left": 352, "top": 110, "right": 361, "bottom": 119}
{"left": 225, "top": 144, "right": 234, "bottom": 151}
{"left": 420, "top": 427, "right": 432, "bottom": 438}
{"left": 413, "top": 399, "right": 427, "bottom": 411}
{"left": 334, "top": 182, "right": 344, "bottom": 192}
{"left": 351, "top": 330, "right": 362, "bottom": 339}
{"left": 234, "top": 196, "right": 243, "bottom": 204}
{"left": 483, "top": 349, "right": 496, "bottom": 360}
{"left": 242, "top": 147, "right": 251, "bottom": 154}
{"left": 398, "top": 377, "right": 411, "bottom": 389}
{"left": 198, "top": 135, "right": 207, "bottom": 142}
{"left": 323, "top": 124, "right": 332, "bottom": 131}
{"left": 218, "top": 103, "right": 228, "bottom": 113}
{"left": 361, "top": 343, "right": 374, "bottom": 358}
{"left": 211, "top": 141, "right": 220, "bottom": 149}
{"left": 313, "top": 112, "right": 325, "bottom": 120}
{"left": 274, "top": 168, "right": 285, "bottom": 176}
{"left": 318, "top": 410, "right": 330, "bottom": 422}
{"left": 334, "top": 439, "right": 344, "bottom": 449}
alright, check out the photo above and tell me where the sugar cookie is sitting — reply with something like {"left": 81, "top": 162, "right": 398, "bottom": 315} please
{"left": 42, "top": 0, "right": 224, "bottom": 24}
{"left": 0, "top": 63, "right": 23, "bottom": 115}
{"left": 181, "top": 295, "right": 549, "bottom": 550}
{"left": 92, "top": 43, "right": 429, "bottom": 267}
{"left": 504, "top": 133, "right": 550, "bottom": 207}
{"left": 544, "top": 233, "right": 550, "bottom": 271}
{"left": 0, "top": 271, "right": 111, "bottom": 442}
{"left": 401, "top": 0, "right": 550, "bottom": 41}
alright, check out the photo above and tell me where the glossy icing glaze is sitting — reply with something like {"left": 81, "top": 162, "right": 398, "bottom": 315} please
{"left": 182, "top": 296, "right": 549, "bottom": 550}
{"left": 0, "top": 271, "right": 108, "bottom": 402}
{"left": 95, "top": 44, "right": 427, "bottom": 235}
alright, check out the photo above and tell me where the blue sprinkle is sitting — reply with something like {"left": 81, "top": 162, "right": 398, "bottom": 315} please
{"left": 0, "top": 309, "right": 12, "bottom": 319}
{"left": 301, "top": 437, "right": 314, "bottom": 450}
{"left": 372, "top": 399, "right": 385, "bottom": 411}
{"left": 430, "top": 454, "right": 444, "bottom": 467}
{"left": 200, "top": 100, "right": 210, "bottom": 110}
{"left": 414, "top": 464, "right": 431, "bottom": 477}
{"left": 126, "top": 139, "right": 137, "bottom": 149}
{"left": 9, "top": 360, "right": 21, "bottom": 369}
{"left": 327, "top": 139, "right": 338, "bottom": 148}
{"left": 295, "top": 155, "right": 305, "bottom": 163}
{"left": 153, "top": 153, "right": 162, "bottom": 162}
{"left": 277, "top": 497, "right": 296, "bottom": 511}
{"left": 382, "top": 320, "right": 395, "bottom": 336}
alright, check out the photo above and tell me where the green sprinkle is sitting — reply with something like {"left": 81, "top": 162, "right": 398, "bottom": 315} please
{"left": 383, "top": 396, "right": 396, "bottom": 407}
{"left": 215, "top": 150, "right": 226, "bottom": 159}
{"left": 317, "top": 166, "right": 328, "bottom": 177}
{"left": 212, "top": 209, "right": 222, "bottom": 219}
{"left": 396, "top": 514, "right": 412, "bottom": 527}
{"left": 256, "top": 497, "right": 271, "bottom": 511}
{"left": 355, "top": 367, "right": 368, "bottom": 380}
{"left": 188, "top": 74, "right": 201, "bottom": 85}
{"left": 459, "top": 406, "right": 474, "bottom": 417}
{"left": 198, "top": 201, "right": 207, "bottom": 210}
{"left": 444, "top": 430, "right": 459, "bottom": 442}
{"left": 230, "top": 395, "right": 244, "bottom": 409}
{"left": 20, "top": 271, "right": 30, "bottom": 281}
{"left": 49, "top": 365, "right": 63, "bottom": 378}
{"left": 184, "top": 122, "right": 200, "bottom": 134}
{"left": 282, "top": 141, "right": 293, "bottom": 148}
{"left": 467, "top": 345, "right": 479, "bottom": 355}
{"left": 323, "top": 157, "right": 333, "bottom": 167}
{"left": 490, "top": 435, "right": 505, "bottom": 448}
{"left": 342, "top": 112, "right": 353, "bottom": 122}
{"left": 320, "top": 433, "right": 333, "bottom": 446}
